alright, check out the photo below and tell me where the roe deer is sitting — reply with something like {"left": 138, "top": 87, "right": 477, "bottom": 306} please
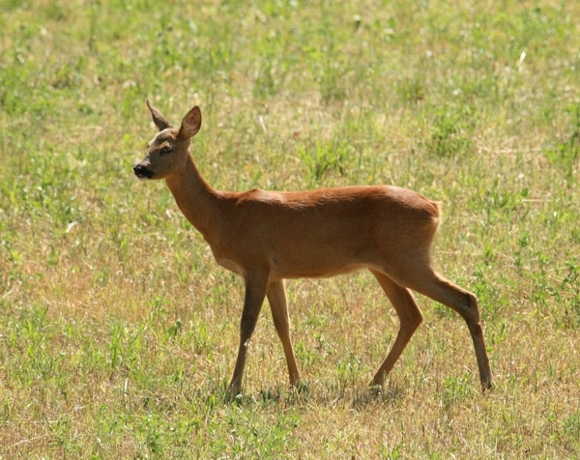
{"left": 133, "top": 101, "right": 492, "bottom": 396}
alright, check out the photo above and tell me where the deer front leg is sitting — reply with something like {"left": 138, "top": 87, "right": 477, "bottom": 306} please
{"left": 228, "top": 271, "right": 268, "bottom": 397}
{"left": 267, "top": 279, "right": 301, "bottom": 386}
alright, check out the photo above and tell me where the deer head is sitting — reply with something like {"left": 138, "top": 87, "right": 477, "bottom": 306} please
{"left": 133, "top": 100, "right": 201, "bottom": 180}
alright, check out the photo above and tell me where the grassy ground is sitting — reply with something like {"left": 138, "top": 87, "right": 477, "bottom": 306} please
{"left": 1, "top": 0, "right": 580, "bottom": 457}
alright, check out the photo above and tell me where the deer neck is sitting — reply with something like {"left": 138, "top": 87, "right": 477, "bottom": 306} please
{"left": 164, "top": 154, "right": 222, "bottom": 243}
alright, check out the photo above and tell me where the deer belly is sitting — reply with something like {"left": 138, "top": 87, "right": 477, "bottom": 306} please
{"left": 271, "top": 256, "right": 368, "bottom": 279}
{"left": 215, "top": 257, "right": 244, "bottom": 275}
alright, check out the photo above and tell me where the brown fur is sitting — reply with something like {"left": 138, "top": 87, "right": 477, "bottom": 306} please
{"left": 134, "top": 101, "right": 492, "bottom": 395}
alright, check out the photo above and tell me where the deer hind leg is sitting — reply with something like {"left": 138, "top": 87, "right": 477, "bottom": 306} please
{"left": 266, "top": 279, "right": 301, "bottom": 386}
{"left": 228, "top": 271, "right": 269, "bottom": 397}
{"left": 393, "top": 264, "right": 492, "bottom": 391}
{"left": 370, "top": 270, "right": 423, "bottom": 387}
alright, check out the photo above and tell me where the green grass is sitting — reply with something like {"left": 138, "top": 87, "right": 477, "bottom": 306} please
{"left": 1, "top": 0, "right": 580, "bottom": 457}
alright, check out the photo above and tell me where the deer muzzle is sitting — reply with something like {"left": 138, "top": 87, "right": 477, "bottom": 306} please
{"left": 133, "top": 164, "right": 154, "bottom": 180}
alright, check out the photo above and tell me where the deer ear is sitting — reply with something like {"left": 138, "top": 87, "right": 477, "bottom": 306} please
{"left": 146, "top": 99, "right": 171, "bottom": 131}
{"left": 178, "top": 106, "right": 202, "bottom": 140}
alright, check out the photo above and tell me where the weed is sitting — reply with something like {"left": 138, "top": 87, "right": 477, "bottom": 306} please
{"left": 425, "top": 106, "right": 474, "bottom": 158}
{"left": 544, "top": 102, "right": 580, "bottom": 176}
{"left": 397, "top": 77, "right": 426, "bottom": 104}
{"left": 297, "top": 139, "right": 349, "bottom": 184}
{"left": 441, "top": 373, "right": 473, "bottom": 407}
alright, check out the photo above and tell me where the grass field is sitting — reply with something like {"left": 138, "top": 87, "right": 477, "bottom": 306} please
{"left": 1, "top": 0, "right": 580, "bottom": 457}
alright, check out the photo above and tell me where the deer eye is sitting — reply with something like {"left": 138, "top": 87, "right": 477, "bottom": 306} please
{"left": 160, "top": 146, "right": 173, "bottom": 155}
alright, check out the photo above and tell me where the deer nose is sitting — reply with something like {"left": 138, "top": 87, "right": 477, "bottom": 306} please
{"left": 133, "top": 164, "right": 154, "bottom": 179}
